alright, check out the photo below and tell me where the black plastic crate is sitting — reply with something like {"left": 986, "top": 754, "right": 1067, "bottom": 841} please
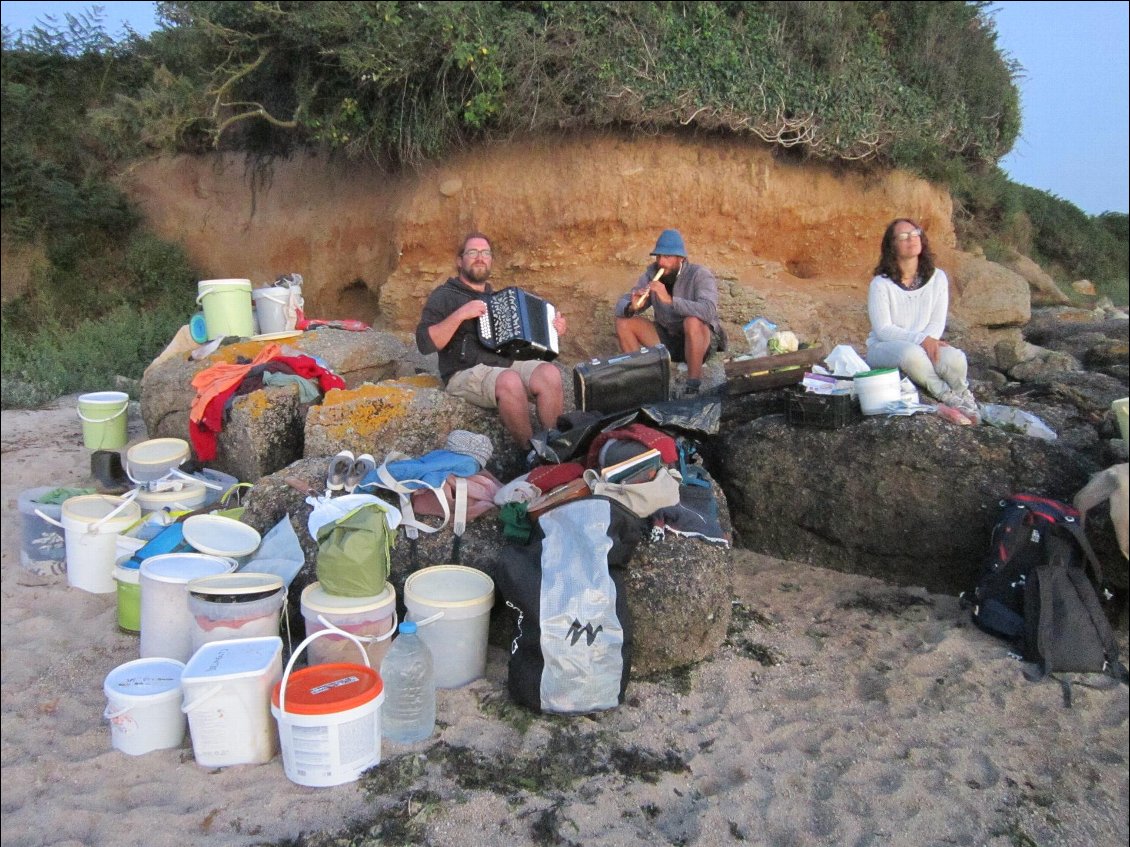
{"left": 785, "top": 389, "right": 860, "bottom": 429}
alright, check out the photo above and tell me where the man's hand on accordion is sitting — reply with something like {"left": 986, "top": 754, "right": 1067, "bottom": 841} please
{"left": 456, "top": 299, "right": 489, "bottom": 321}
{"left": 552, "top": 312, "right": 567, "bottom": 337}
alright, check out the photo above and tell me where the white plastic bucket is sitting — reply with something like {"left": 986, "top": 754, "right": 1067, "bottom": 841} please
{"left": 140, "top": 553, "right": 236, "bottom": 662}
{"left": 77, "top": 391, "right": 129, "bottom": 450}
{"left": 36, "top": 494, "right": 142, "bottom": 593}
{"left": 251, "top": 286, "right": 290, "bottom": 334}
{"left": 196, "top": 278, "right": 254, "bottom": 340}
{"left": 126, "top": 438, "right": 190, "bottom": 483}
{"left": 181, "top": 636, "right": 283, "bottom": 768}
{"left": 17, "top": 486, "right": 67, "bottom": 576}
{"left": 103, "top": 658, "right": 186, "bottom": 756}
{"left": 404, "top": 565, "right": 494, "bottom": 689}
{"left": 135, "top": 480, "right": 209, "bottom": 514}
{"left": 1113, "top": 397, "right": 1129, "bottom": 450}
{"left": 301, "top": 582, "right": 397, "bottom": 669}
{"left": 855, "top": 368, "right": 901, "bottom": 415}
{"left": 187, "top": 572, "right": 286, "bottom": 652}
{"left": 272, "top": 629, "right": 384, "bottom": 787}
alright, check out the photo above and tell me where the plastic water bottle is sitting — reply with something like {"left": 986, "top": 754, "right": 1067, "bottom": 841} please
{"left": 380, "top": 621, "right": 435, "bottom": 744}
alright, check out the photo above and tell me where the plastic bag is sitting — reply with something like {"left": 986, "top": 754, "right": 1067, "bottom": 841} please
{"left": 742, "top": 317, "right": 777, "bottom": 358}
{"left": 980, "top": 405, "right": 1057, "bottom": 440}
{"left": 823, "top": 345, "right": 870, "bottom": 377}
{"left": 640, "top": 398, "right": 722, "bottom": 435}
{"left": 315, "top": 503, "right": 395, "bottom": 597}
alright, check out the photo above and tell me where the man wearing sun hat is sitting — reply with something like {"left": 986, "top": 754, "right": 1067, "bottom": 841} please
{"left": 614, "top": 229, "right": 726, "bottom": 395}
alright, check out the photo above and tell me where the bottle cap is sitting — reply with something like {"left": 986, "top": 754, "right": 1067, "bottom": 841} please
{"left": 399, "top": 620, "right": 417, "bottom": 635}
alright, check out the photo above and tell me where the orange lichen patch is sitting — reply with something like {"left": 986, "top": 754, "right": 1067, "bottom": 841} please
{"left": 314, "top": 383, "right": 416, "bottom": 440}
{"left": 233, "top": 389, "right": 273, "bottom": 420}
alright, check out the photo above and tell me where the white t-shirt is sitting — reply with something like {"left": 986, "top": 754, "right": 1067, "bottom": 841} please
{"left": 866, "top": 269, "right": 949, "bottom": 347}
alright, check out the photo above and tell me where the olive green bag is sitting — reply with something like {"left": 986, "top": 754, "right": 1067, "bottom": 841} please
{"left": 315, "top": 503, "right": 394, "bottom": 597}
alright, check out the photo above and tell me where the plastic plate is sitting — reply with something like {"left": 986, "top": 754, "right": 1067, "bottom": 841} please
{"left": 182, "top": 514, "right": 262, "bottom": 558}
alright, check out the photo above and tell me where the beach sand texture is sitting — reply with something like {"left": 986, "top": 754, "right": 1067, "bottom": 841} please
{"left": 2, "top": 396, "right": 1126, "bottom": 847}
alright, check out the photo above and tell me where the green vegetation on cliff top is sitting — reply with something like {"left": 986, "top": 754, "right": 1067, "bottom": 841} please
{"left": 2, "top": 2, "right": 1127, "bottom": 408}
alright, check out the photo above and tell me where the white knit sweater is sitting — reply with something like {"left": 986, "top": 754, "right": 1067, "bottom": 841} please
{"left": 866, "top": 269, "right": 949, "bottom": 347}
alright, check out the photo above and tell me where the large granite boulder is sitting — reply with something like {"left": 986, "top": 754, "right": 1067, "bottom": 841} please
{"left": 950, "top": 253, "right": 1032, "bottom": 330}
{"left": 709, "top": 413, "right": 1099, "bottom": 596}
{"left": 1003, "top": 253, "right": 1072, "bottom": 306}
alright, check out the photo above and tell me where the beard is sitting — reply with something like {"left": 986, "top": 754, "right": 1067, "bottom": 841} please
{"left": 463, "top": 262, "right": 491, "bottom": 284}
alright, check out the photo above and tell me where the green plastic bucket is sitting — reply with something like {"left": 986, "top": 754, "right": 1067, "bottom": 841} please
{"left": 196, "top": 278, "right": 254, "bottom": 340}
{"left": 115, "top": 559, "right": 142, "bottom": 633}
{"left": 77, "top": 391, "right": 130, "bottom": 450}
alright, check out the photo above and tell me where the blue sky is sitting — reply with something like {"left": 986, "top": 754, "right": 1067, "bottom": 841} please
{"left": 2, "top": 0, "right": 1127, "bottom": 216}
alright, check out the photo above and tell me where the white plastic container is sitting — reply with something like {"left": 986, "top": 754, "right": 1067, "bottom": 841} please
{"left": 103, "top": 658, "right": 186, "bottom": 756}
{"left": 140, "top": 553, "right": 236, "bottom": 662}
{"left": 301, "top": 582, "right": 397, "bottom": 669}
{"left": 37, "top": 494, "right": 142, "bottom": 594}
{"left": 187, "top": 572, "right": 286, "bottom": 652}
{"left": 181, "top": 636, "right": 283, "bottom": 768}
{"left": 403, "top": 565, "right": 494, "bottom": 689}
{"left": 251, "top": 286, "right": 290, "bottom": 334}
{"left": 135, "top": 480, "right": 209, "bottom": 514}
{"left": 854, "top": 368, "right": 901, "bottom": 415}
{"left": 1113, "top": 397, "right": 1129, "bottom": 450}
{"left": 17, "top": 486, "right": 67, "bottom": 576}
{"left": 272, "top": 629, "right": 385, "bottom": 787}
{"left": 125, "top": 438, "right": 190, "bottom": 483}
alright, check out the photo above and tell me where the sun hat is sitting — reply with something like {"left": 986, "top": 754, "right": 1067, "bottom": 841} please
{"left": 444, "top": 430, "right": 493, "bottom": 469}
{"left": 650, "top": 229, "right": 687, "bottom": 258}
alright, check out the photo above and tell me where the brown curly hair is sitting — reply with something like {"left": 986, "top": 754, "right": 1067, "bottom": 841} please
{"left": 873, "top": 218, "right": 936, "bottom": 286}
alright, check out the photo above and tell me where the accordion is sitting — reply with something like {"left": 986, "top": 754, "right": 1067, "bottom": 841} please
{"left": 477, "top": 287, "right": 560, "bottom": 361}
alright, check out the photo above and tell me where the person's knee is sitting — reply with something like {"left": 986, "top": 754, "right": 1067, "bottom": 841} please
{"left": 494, "top": 370, "right": 525, "bottom": 402}
{"left": 530, "top": 363, "right": 561, "bottom": 395}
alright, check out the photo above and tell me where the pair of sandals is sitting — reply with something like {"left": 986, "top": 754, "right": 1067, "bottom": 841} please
{"left": 326, "top": 450, "right": 375, "bottom": 495}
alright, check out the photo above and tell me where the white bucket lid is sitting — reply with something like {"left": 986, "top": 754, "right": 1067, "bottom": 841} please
{"left": 182, "top": 514, "right": 261, "bottom": 557}
{"left": 404, "top": 565, "right": 494, "bottom": 621}
{"left": 188, "top": 572, "right": 284, "bottom": 598}
{"left": 61, "top": 494, "right": 141, "bottom": 526}
{"left": 104, "top": 657, "right": 185, "bottom": 701}
{"left": 301, "top": 582, "right": 396, "bottom": 616}
{"left": 198, "top": 278, "right": 251, "bottom": 291}
{"left": 140, "top": 552, "right": 235, "bottom": 585}
{"left": 182, "top": 636, "right": 283, "bottom": 682}
{"left": 79, "top": 391, "right": 129, "bottom": 405}
{"left": 114, "top": 564, "right": 141, "bottom": 585}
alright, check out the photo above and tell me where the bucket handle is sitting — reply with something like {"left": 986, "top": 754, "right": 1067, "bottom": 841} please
{"left": 412, "top": 611, "right": 445, "bottom": 627}
{"left": 33, "top": 508, "right": 65, "bottom": 529}
{"left": 181, "top": 684, "right": 225, "bottom": 715}
{"left": 103, "top": 702, "right": 133, "bottom": 720}
{"left": 278, "top": 626, "right": 371, "bottom": 719}
{"left": 77, "top": 404, "right": 128, "bottom": 424}
{"left": 314, "top": 611, "right": 399, "bottom": 645}
{"left": 88, "top": 489, "right": 139, "bottom": 533}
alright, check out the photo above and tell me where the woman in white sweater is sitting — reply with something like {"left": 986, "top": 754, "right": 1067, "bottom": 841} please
{"left": 865, "top": 219, "right": 978, "bottom": 417}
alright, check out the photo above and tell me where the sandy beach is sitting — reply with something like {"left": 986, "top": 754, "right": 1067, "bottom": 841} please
{"left": 2, "top": 395, "right": 1127, "bottom": 847}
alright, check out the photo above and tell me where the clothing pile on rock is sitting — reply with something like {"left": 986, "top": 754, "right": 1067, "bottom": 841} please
{"left": 189, "top": 343, "right": 345, "bottom": 460}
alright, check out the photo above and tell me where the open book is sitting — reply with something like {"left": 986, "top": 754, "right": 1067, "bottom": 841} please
{"left": 599, "top": 448, "right": 663, "bottom": 484}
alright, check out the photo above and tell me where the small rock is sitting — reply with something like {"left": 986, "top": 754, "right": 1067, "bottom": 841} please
{"left": 439, "top": 178, "right": 463, "bottom": 197}
{"left": 1072, "top": 279, "right": 1097, "bottom": 296}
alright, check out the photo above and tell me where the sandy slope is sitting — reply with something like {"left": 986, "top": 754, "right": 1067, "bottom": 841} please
{"left": 2, "top": 396, "right": 1126, "bottom": 847}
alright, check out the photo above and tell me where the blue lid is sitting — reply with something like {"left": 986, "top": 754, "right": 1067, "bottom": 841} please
{"left": 399, "top": 621, "right": 417, "bottom": 635}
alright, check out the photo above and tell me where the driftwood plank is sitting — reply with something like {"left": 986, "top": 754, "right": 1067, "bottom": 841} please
{"left": 723, "top": 346, "right": 826, "bottom": 378}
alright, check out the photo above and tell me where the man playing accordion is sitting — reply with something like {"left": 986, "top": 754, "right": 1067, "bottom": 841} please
{"left": 416, "top": 231, "right": 568, "bottom": 449}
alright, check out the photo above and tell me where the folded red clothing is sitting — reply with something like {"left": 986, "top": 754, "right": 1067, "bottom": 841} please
{"left": 585, "top": 423, "right": 678, "bottom": 468}
{"left": 527, "top": 462, "right": 585, "bottom": 492}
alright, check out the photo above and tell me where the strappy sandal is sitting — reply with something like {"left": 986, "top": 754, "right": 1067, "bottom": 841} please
{"left": 325, "top": 450, "right": 354, "bottom": 495}
{"left": 345, "top": 453, "right": 376, "bottom": 493}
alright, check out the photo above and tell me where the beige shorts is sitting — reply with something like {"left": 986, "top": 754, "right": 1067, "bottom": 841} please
{"left": 445, "top": 360, "right": 546, "bottom": 409}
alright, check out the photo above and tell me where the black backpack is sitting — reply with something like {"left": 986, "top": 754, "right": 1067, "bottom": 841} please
{"left": 965, "top": 494, "right": 1128, "bottom": 706}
